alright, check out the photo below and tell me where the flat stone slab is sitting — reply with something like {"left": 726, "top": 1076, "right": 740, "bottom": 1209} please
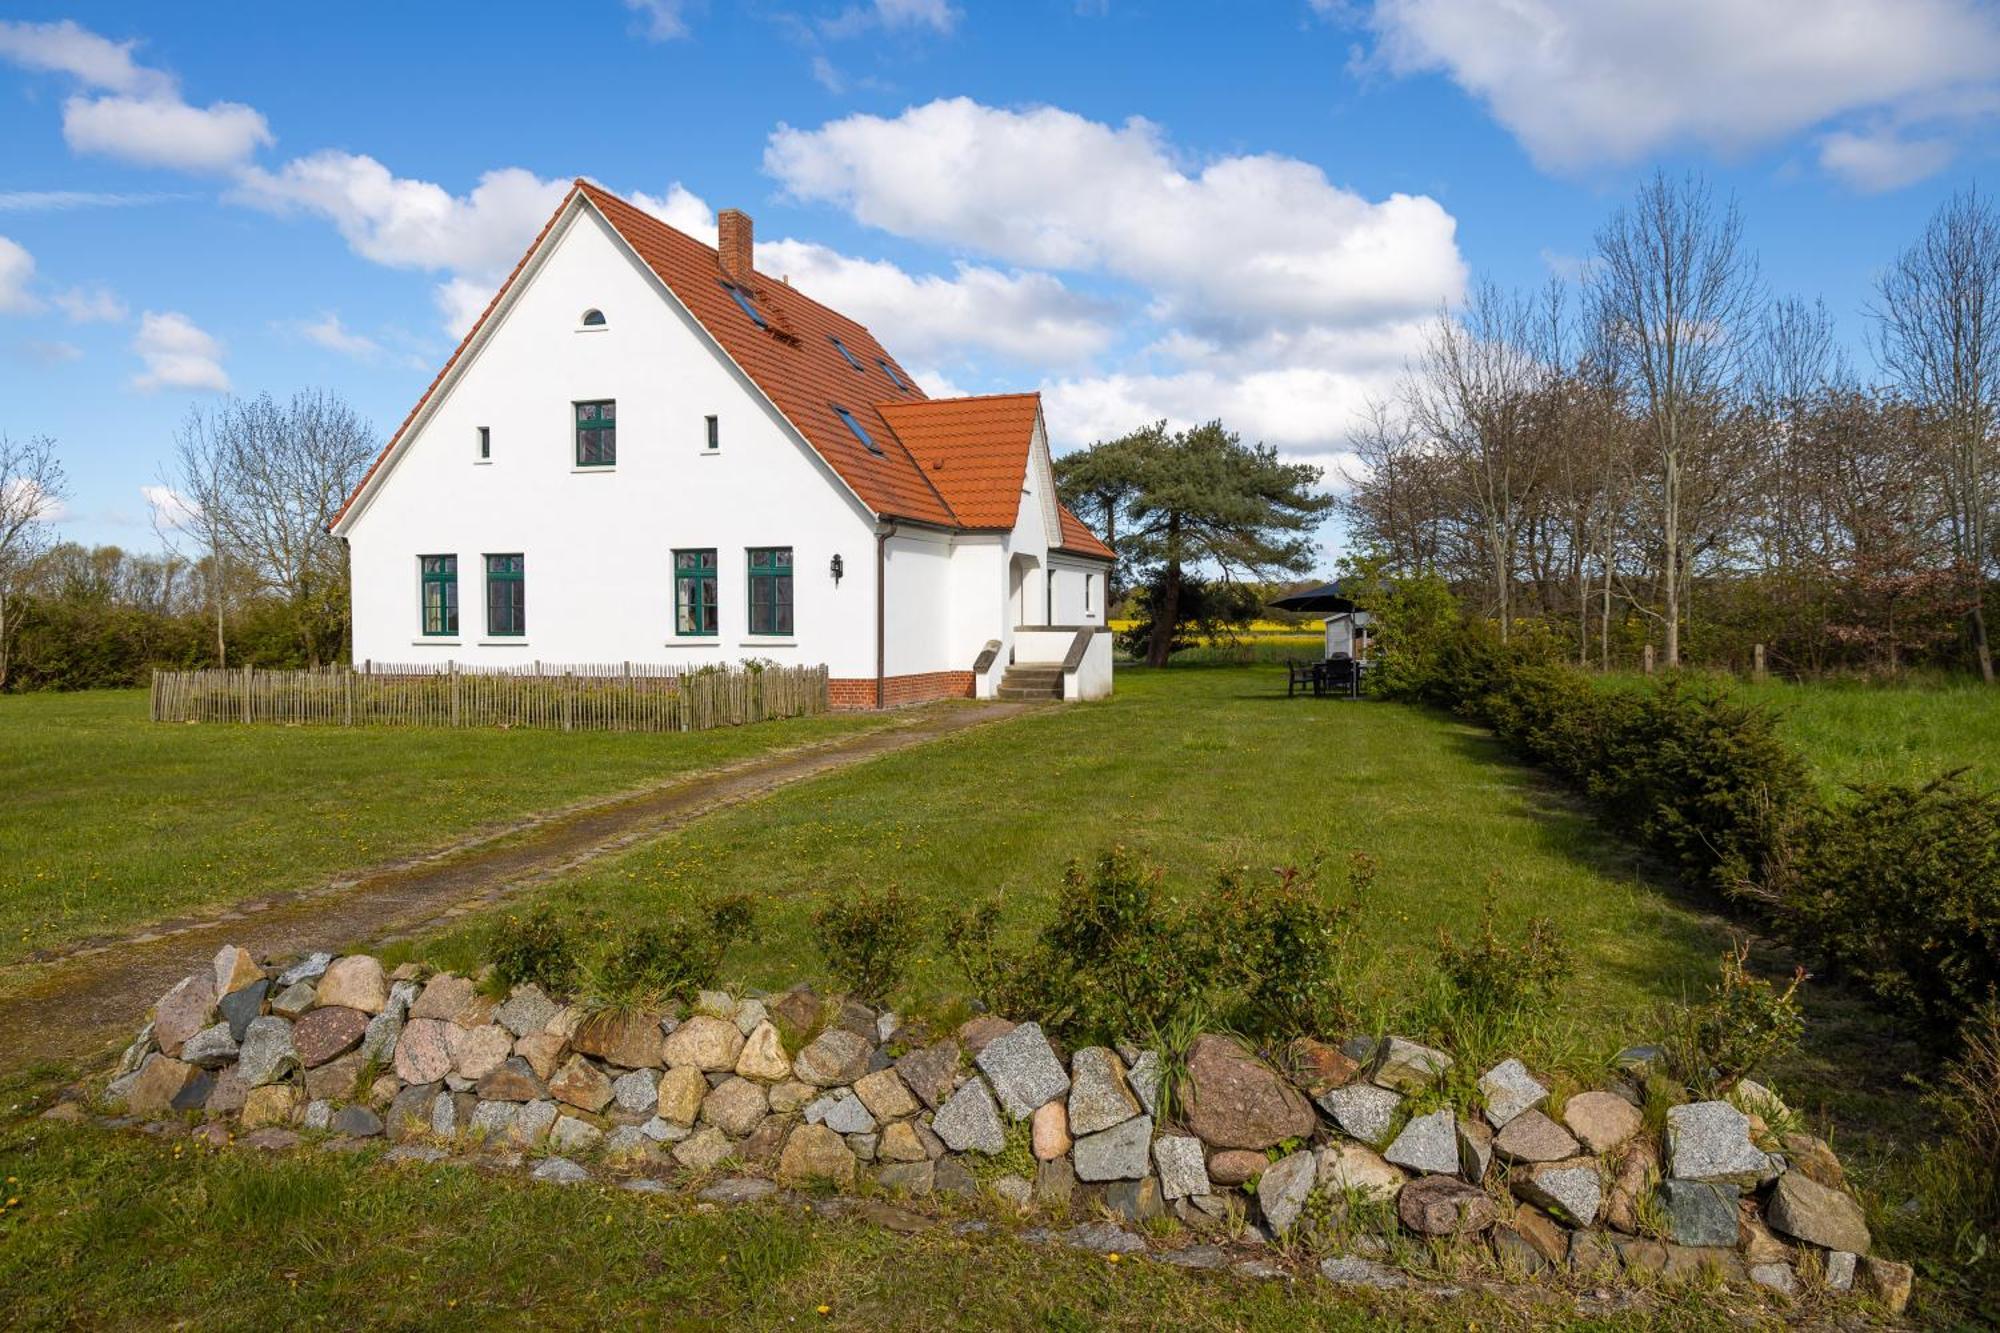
{"left": 700, "top": 1177, "right": 780, "bottom": 1205}
{"left": 1152, "top": 1134, "right": 1209, "bottom": 1200}
{"left": 530, "top": 1157, "right": 590, "bottom": 1184}
{"left": 1067, "top": 1047, "right": 1140, "bottom": 1135}
{"left": 1513, "top": 1157, "right": 1602, "bottom": 1227}
{"left": 1384, "top": 1108, "right": 1459, "bottom": 1175}
{"left": 1257, "top": 1149, "right": 1317, "bottom": 1234}
{"left": 1371, "top": 1036, "right": 1452, "bottom": 1091}
{"left": 1073, "top": 1113, "right": 1153, "bottom": 1182}
{"left": 1320, "top": 1255, "right": 1408, "bottom": 1288}
{"left": 932, "top": 1076, "right": 1006, "bottom": 1154}
{"left": 1766, "top": 1171, "right": 1871, "bottom": 1254}
{"left": 1478, "top": 1058, "right": 1547, "bottom": 1128}
{"left": 1064, "top": 1221, "right": 1146, "bottom": 1254}
{"left": 1493, "top": 1109, "right": 1579, "bottom": 1164}
{"left": 1319, "top": 1083, "right": 1400, "bottom": 1147}
{"left": 1666, "top": 1101, "right": 1769, "bottom": 1183}
{"left": 975, "top": 1022, "right": 1070, "bottom": 1120}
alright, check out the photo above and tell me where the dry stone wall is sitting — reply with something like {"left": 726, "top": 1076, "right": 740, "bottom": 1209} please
{"left": 72, "top": 944, "right": 1914, "bottom": 1315}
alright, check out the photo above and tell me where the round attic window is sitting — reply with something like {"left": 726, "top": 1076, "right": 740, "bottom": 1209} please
{"left": 580, "top": 308, "right": 607, "bottom": 328}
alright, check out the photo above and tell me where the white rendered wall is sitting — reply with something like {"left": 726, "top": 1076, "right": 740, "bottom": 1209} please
{"left": 344, "top": 206, "right": 880, "bottom": 675}
{"left": 880, "top": 525, "right": 953, "bottom": 676}
{"left": 1048, "top": 556, "right": 1109, "bottom": 627}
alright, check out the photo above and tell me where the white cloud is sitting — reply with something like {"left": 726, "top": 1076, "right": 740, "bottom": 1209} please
{"left": 52, "top": 284, "right": 127, "bottom": 323}
{"left": 624, "top": 0, "right": 693, "bottom": 41}
{"left": 130, "top": 310, "right": 228, "bottom": 392}
{"left": 286, "top": 312, "right": 383, "bottom": 361}
{"left": 1818, "top": 125, "right": 1960, "bottom": 192}
{"left": 63, "top": 93, "right": 272, "bottom": 171}
{"left": 0, "top": 19, "right": 172, "bottom": 95}
{"left": 142, "top": 483, "right": 201, "bottom": 531}
{"left": 630, "top": 182, "right": 717, "bottom": 243}
{"left": 765, "top": 98, "right": 1464, "bottom": 336}
{"left": 0, "top": 236, "right": 41, "bottom": 314}
{"left": 821, "top": 0, "right": 959, "bottom": 38}
{"left": 0, "top": 189, "right": 189, "bottom": 212}
{"left": 1363, "top": 0, "right": 2000, "bottom": 184}
{"left": 762, "top": 238, "right": 1114, "bottom": 366}
{"left": 3, "top": 474, "right": 68, "bottom": 523}
{"left": 233, "top": 153, "right": 568, "bottom": 273}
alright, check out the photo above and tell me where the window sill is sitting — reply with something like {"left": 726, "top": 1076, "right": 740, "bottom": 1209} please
{"left": 413, "top": 638, "right": 461, "bottom": 646}
{"left": 479, "top": 639, "right": 528, "bottom": 646}
{"left": 571, "top": 465, "right": 616, "bottom": 474}
{"left": 575, "top": 326, "right": 608, "bottom": 334}
{"left": 665, "top": 637, "right": 722, "bottom": 646}
{"left": 473, "top": 459, "right": 492, "bottom": 466}
{"left": 742, "top": 639, "right": 798, "bottom": 648}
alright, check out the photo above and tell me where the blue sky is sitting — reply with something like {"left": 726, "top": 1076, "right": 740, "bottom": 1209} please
{"left": 3, "top": 0, "right": 1997, "bottom": 555}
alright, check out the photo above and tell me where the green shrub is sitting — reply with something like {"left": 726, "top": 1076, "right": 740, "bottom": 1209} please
{"left": 1434, "top": 887, "right": 1572, "bottom": 1017}
{"left": 1765, "top": 774, "right": 2000, "bottom": 1030}
{"left": 814, "top": 885, "right": 922, "bottom": 1002}
{"left": 488, "top": 906, "right": 578, "bottom": 993}
{"left": 1217, "top": 853, "right": 1366, "bottom": 1039}
{"left": 586, "top": 893, "right": 755, "bottom": 1005}
{"left": 1660, "top": 942, "right": 1805, "bottom": 1095}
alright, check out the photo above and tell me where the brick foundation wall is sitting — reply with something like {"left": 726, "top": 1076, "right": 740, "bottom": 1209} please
{"left": 828, "top": 671, "right": 975, "bottom": 710}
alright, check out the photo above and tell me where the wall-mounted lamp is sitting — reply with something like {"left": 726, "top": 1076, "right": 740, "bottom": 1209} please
{"left": 829, "top": 553, "right": 844, "bottom": 586}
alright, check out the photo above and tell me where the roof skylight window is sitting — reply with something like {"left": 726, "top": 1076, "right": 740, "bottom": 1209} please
{"left": 833, "top": 405, "right": 881, "bottom": 455}
{"left": 722, "top": 281, "right": 767, "bottom": 329}
{"left": 831, "top": 336, "right": 865, "bottom": 372}
{"left": 878, "top": 359, "right": 909, "bottom": 390}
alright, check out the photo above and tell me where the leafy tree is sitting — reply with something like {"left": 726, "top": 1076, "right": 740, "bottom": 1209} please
{"left": 1054, "top": 422, "right": 1162, "bottom": 601}
{"left": 1060, "top": 420, "right": 1331, "bottom": 666}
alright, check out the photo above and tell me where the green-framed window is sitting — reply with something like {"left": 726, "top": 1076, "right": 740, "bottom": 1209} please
{"left": 574, "top": 400, "right": 616, "bottom": 467}
{"left": 419, "top": 554, "right": 457, "bottom": 636}
{"left": 675, "top": 549, "right": 718, "bottom": 636}
{"left": 747, "top": 546, "right": 793, "bottom": 636}
{"left": 485, "top": 553, "right": 525, "bottom": 637}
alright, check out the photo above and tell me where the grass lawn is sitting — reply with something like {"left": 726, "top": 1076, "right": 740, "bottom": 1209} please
{"left": 419, "top": 666, "right": 1727, "bottom": 1061}
{"left": 1737, "top": 675, "right": 2000, "bottom": 791}
{"left": 0, "top": 689, "right": 893, "bottom": 965}
{"left": 0, "top": 1115, "right": 1769, "bottom": 1331}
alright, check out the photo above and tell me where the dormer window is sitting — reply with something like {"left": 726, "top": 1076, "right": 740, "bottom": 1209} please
{"left": 878, "top": 359, "right": 909, "bottom": 390}
{"left": 833, "top": 404, "right": 881, "bottom": 456}
{"left": 722, "top": 282, "right": 767, "bottom": 329}
{"left": 580, "top": 308, "right": 606, "bottom": 328}
{"left": 830, "top": 335, "right": 865, "bottom": 372}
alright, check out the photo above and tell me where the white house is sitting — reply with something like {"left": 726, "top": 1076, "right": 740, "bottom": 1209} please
{"left": 332, "top": 180, "right": 1115, "bottom": 708}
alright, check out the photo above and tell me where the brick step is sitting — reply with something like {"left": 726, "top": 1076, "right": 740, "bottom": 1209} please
{"left": 997, "top": 685, "right": 1063, "bottom": 700}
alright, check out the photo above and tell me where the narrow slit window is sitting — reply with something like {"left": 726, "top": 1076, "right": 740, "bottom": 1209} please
{"left": 878, "top": 359, "right": 909, "bottom": 390}
{"left": 485, "top": 553, "right": 525, "bottom": 637}
{"left": 1085, "top": 573, "right": 1093, "bottom": 615}
{"left": 747, "top": 547, "right": 794, "bottom": 636}
{"left": 675, "top": 548, "right": 718, "bottom": 635}
{"left": 705, "top": 414, "right": 719, "bottom": 451}
{"left": 833, "top": 405, "right": 881, "bottom": 455}
{"left": 830, "top": 335, "right": 865, "bottom": 372}
{"left": 722, "top": 282, "right": 767, "bottom": 329}
{"left": 477, "top": 426, "right": 491, "bottom": 460}
{"left": 575, "top": 399, "right": 616, "bottom": 467}
{"left": 420, "top": 555, "right": 458, "bottom": 636}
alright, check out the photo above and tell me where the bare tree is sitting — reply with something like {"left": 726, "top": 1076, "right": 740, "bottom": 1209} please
{"left": 161, "top": 389, "right": 375, "bottom": 667}
{"left": 0, "top": 434, "right": 68, "bottom": 689}
{"left": 1591, "top": 171, "right": 1760, "bottom": 666}
{"left": 1871, "top": 187, "right": 2000, "bottom": 682}
{"left": 163, "top": 406, "right": 239, "bottom": 666}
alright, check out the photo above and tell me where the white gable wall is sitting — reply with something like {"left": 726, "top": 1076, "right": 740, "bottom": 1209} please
{"left": 344, "top": 205, "right": 882, "bottom": 674}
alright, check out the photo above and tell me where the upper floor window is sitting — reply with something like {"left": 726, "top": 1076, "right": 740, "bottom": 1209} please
{"left": 833, "top": 405, "right": 881, "bottom": 456}
{"left": 830, "top": 335, "right": 865, "bottom": 372}
{"left": 705, "top": 414, "right": 720, "bottom": 451}
{"left": 1085, "top": 573, "right": 1094, "bottom": 615}
{"left": 485, "top": 553, "right": 525, "bottom": 637}
{"left": 748, "top": 547, "right": 793, "bottom": 636}
{"left": 722, "top": 282, "right": 767, "bottom": 329}
{"left": 575, "top": 400, "right": 616, "bottom": 467}
{"left": 477, "top": 426, "right": 491, "bottom": 461}
{"left": 420, "top": 555, "right": 458, "bottom": 636}
{"left": 675, "top": 549, "right": 718, "bottom": 636}
{"left": 878, "top": 359, "right": 909, "bottom": 391}
{"left": 580, "top": 308, "right": 607, "bottom": 328}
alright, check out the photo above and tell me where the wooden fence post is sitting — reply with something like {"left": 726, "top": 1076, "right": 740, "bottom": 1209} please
{"left": 344, "top": 668, "right": 354, "bottom": 726}
{"left": 450, "top": 661, "right": 461, "bottom": 728}
{"left": 242, "top": 664, "right": 253, "bottom": 723}
{"left": 1642, "top": 644, "right": 1655, "bottom": 676}
{"left": 1752, "top": 643, "right": 1767, "bottom": 682}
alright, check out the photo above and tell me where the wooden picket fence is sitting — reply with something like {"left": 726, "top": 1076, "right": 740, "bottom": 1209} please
{"left": 149, "top": 661, "right": 830, "bottom": 733}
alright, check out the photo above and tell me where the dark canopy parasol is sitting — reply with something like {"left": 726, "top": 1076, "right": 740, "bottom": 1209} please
{"left": 1267, "top": 581, "right": 1358, "bottom": 615}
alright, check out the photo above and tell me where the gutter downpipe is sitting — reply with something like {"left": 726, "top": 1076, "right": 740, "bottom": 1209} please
{"left": 875, "top": 520, "right": 896, "bottom": 709}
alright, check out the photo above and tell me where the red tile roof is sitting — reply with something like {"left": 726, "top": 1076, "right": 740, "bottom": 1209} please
{"left": 334, "top": 180, "right": 1112, "bottom": 560}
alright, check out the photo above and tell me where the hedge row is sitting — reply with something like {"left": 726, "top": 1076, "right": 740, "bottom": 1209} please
{"left": 1383, "top": 620, "right": 2000, "bottom": 1038}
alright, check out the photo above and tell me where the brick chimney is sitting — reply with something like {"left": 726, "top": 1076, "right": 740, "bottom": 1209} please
{"left": 717, "top": 209, "right": 753, "bottom": 284}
